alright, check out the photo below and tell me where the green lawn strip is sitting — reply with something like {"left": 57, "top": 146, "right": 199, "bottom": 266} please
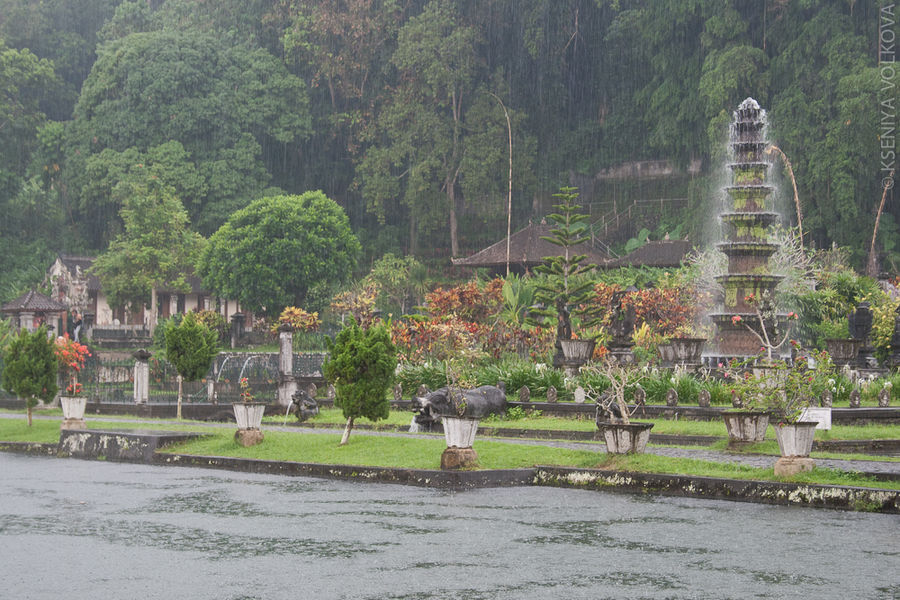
{"left": 2, "top": 417, "right": 895, "bottom": 490}
{"left": 0, "top": 419, "right": 64, "bottom": 443}
{"left": 702, "top": 438, "right": 900, "bottom": 463}
{"left": 599, "top": 454, "right": 900, "bottom": 490}
{"left": 158, "top": 430, "right": 602, "bottom": 470}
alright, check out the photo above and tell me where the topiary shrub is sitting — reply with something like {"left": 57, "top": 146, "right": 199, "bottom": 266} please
{"left": 2, "top": 326, "right": 58, "bottom": 426}
{"left": 323, "top": 318, "right": 397, "bottom": 445}
{"left": 164, "top": 312, "right": 219, "bottom": 418}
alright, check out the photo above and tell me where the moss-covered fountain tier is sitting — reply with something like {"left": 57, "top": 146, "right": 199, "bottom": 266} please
{"left": 711, "top": 98, "right": 786, "bottom": 358}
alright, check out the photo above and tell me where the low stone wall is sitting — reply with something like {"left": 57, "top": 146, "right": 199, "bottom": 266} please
{"left": 57, "top": 429, "right": 206, "bottom": 462}
{"left": 534, "top": 466, "right": 900, "bottom": 513}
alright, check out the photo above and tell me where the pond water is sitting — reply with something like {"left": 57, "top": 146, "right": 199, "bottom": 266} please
{"left": 1, "top": 453, "right": 898, "bottom": 600}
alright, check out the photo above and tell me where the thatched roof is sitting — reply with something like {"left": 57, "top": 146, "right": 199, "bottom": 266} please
{"left": 451, "top": 223, "right": 611, "bottom": 269}
{"left": 1, "top": 290, "right": 68, "bottom": 314}
{"left": 605, "top": 240, "right": 694, "bottom": 269}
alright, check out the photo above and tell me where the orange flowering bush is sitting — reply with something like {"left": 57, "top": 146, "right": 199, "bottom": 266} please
{"left": 54, "top": 334, "right": 91, "bottom": 396}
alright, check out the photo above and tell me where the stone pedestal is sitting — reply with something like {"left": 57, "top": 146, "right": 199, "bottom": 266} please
{"left": 440, "top": 447, "right": 478, "bottom": 470}
{"left": 61, "top": 418, "right": 86, "bottom": 430}
{"left": 276, "top": 328, "right": 295, "bottom": 407}
{"left": 132, "top": 349, "right": 151, "bottom": 404}
{"left": 774, "top": 456, "right": 815, "bottom": 476}
{"left": 234, "top": 428, "right": 264, "bottom": 447}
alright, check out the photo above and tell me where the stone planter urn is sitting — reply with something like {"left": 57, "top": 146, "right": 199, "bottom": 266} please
{"left": 596, "top": 421, "right": 654, "bottom": 454}
{"left": 560, "top": 339, "right": 596, "bottom": 362}
{"left": 233, "top": 402, "right": 266, "bottom": 446}
{"left": 722, "top": 410, "right": 770, "bottom": 445}
{"left": 773, "top": 421, "right": 818, "bottom": 476}
{"left": 441, "top": 417, "right": 479, "bottom": 470}
{"left": 825, "top": 338, "right": 862, "bottom": 366}
{"left": 60, "top": 396, "right": 87, "bottom": 430}
{"left": 669, "top": 337, "right": 706, "bottom": 364}
{"left": 559, "top": 339, "right": 596, "bottom": 377}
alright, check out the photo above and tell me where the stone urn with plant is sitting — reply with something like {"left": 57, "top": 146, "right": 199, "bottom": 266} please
{"left": 583, "top": 358, "right": 654, "bottom": 454}
{"left": 55, "top": 334, "right": 91, "bottom": 429}
{"left": 530, "top": 186, "right": 598, "bottom": 373}
{"left": 232, "top": 376, "right": 266, "bottom": 446}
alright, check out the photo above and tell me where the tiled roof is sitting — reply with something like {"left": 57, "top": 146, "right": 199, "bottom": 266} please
{"left": 451, "top": 223, "right": 611, "bottom": 268}
{"left": 1, "top": 290, "right": 68, "bottom": 313}
{"left": 605, "top": 240, "right": 694, "bottom": 268}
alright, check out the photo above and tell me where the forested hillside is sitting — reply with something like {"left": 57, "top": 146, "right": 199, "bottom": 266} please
{"left": 0, "top": 0, "right": 896, "bottom": 302}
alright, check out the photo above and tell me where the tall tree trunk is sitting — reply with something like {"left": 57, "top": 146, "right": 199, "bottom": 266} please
{"left": 176, "top": 375, "right": 183, "bottom": 420}
{"left": 340, "top": 416, "right": 354, "bottom": 445}
{"left": 27, "top": 404, "right": 32, "bottom": 427}
{"left": 449, "top": 185, "right": 459, "bottom": 257}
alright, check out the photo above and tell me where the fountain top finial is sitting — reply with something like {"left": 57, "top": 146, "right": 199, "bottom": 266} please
{"left": 738, "top": 98, "right": 760, "bottom": 111}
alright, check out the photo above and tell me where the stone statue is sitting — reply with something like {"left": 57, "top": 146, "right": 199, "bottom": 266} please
{"left": 290, "top": 388, "right": 319, "bottom": 422}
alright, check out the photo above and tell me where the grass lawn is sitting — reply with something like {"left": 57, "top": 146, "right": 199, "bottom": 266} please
{"left": 1, "top": 412, "right": 897, "bottom": 491}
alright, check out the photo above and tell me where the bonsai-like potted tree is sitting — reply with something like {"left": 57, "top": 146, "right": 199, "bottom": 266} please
{"left": 323, "top": 317, "right": 397, "bottom": 446}
{"left": 164, "top": 312, "right": 219, "bottom": 420}
{"left": 583, "top": 358, "right": 654, "bottom": 454}
{"left": 2, "top": 326, "right": 58, "bottom": 427}
{"left": 55, "top": 334, "right": 91, "bottom": 429}
{"left": 531, "top": 186, "right": 598, "bottom": 370}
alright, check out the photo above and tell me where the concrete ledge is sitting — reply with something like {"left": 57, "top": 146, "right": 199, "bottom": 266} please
{"left": 154, "top": 453, "right": 535, "bottom": 489}
{"left": 0, "top": 441, "right": 57, "bottom": 455}
{"left": 57, "top": 429, "right": 206, "bottom": 462}
{"left": 533, "top": 466, "right": 900, "bottom": 514}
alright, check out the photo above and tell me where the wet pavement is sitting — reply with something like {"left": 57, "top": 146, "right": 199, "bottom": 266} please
{"left": 2, "top": 452, "right": 898, "bottom": 600}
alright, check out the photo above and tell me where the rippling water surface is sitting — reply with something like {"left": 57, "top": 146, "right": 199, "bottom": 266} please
{"left": 1, "top": 453, "right": 898, "bottom": 599}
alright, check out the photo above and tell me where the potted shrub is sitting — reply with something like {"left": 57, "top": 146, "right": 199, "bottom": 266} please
{"left": 2, "top": 326, "right": 58, "bottom": 427}
{"left": 583, "top": 359, "right": 653, "bottom": 454}
{"left": 721, "top": 358, "right": 773, "bottom": 445}
{"left": 232, "top": 377, "right": 266, "bottom": 445}
{"left": 55, "top": 334, "right": 91, "bottom": 429}
{"left": 529, "top": 187, "right": 598, "bottom": 369}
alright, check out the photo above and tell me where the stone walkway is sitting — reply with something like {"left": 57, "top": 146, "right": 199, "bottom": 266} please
{"left": 4, "top": 412, "right": 899, "bottom": 478}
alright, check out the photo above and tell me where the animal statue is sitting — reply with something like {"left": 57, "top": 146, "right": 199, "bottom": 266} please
{"left": 411, "top": 385, "right": 507, "bottom": 431}
{"left": 595, "top": 390, "right": 624, "bottom": 424}
{"left": 290, "top": 388, "right": 319, "bottom": 422}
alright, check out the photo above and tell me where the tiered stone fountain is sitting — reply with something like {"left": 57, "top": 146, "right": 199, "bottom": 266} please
{"left": 711, "top": 98, "right": 785, "bottom": 358}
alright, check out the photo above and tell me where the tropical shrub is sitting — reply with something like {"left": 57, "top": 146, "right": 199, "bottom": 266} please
{"left": 2, "top": 326, "right": 58, "bottom": 426}
{"left": 323, "top": 318, "right": 397, "bottom": 445}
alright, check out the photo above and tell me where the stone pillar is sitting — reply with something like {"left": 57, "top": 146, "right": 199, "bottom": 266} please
{"left": 276, "top": 326, "right": 296, "bottom": 407}
{"left": 230, "top": 313, "right": 246, "bottom": 349}
{"left": 132, "top": 349, "right": 152, "bottom": 404}
{"left": 19, "top": 311, "right": 34, "bottom": 332}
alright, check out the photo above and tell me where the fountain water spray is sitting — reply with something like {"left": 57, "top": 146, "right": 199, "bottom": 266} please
{"left": 711, "top": 98, "right": 789, "bottom": 359}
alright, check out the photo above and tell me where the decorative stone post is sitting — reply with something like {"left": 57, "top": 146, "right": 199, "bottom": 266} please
{"left": 276, "top": 325, "right": 297, "bottom": 407}
{"left": 132, "top": 349, "right": 152, "bottom": 404}
{"left": 230, "top": 313, "right": 245, "bottom": 349}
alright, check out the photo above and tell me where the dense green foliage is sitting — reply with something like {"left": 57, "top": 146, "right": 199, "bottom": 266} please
{"left": 90, "top": 178, "right": 205, "bottom": 310}
{"left": 163, "top": 312, "right": 218, "bottom": 382}
{"left": 0, "top": 0, "right": 896, "bottom": 304}
{"left": 323, "top": 319, "right": 397, "bottom": 429}
{"left": 200, "top": 192, "right": 360, "bottom": 315}
{"left": 1, "top": 326, "right": 58, "bottom": 421}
